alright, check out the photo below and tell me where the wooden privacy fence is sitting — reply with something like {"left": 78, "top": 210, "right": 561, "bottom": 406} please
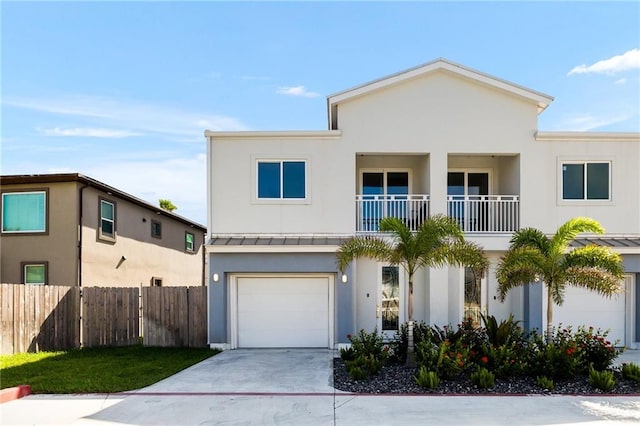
{"left": 143, "top": 286, "right": 207, "bottom": 347}
{"left": 0, "top": 284, "right": 207, "bottom": 354}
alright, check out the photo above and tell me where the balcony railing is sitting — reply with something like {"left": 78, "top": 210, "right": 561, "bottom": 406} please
{"left": 355, "top": 194, "right": 519, "bottom": 233}
{"left": 356, "top": 194, "right": 430, "bottom": 232}
{"left": 447, "top": 195, "right": 519, "bottom": 233}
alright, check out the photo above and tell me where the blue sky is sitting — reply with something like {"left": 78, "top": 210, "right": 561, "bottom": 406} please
{"left": 2, "top": 1, "right": 639, "bottom": 225}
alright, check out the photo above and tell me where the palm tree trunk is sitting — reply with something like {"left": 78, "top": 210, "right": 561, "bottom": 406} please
{"left": 406, "top": 273, "right": 416, "bottom": 367}
{"left": 546, "top": 284, "right": 553, "bottom": 344}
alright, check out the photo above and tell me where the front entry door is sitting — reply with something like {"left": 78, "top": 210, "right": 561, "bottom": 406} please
{"left": 464, "top": 267, "right": 485, "bottom": 326}
{"left": 378, "top": 265, "right": 404, "bottom": 338}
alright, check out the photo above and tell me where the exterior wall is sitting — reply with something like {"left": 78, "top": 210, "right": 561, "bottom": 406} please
{"left": 0, "top": 181, "right": 79, "bottom": 285}
{"left": 208, "top": 135, "right": 353, "bottom": 234}
{"left": 81, "top": 186, "right": 204, "bottom": 287}
{"left": 208, "top": 252, "right": 353, "bottom": 345}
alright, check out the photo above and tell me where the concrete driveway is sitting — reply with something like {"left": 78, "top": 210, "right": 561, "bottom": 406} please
{"left": 2, "top": 349, "right": 640, "bottom": 425}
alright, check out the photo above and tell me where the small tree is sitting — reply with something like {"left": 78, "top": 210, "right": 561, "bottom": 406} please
{"left": 336, "top": 215, "right": 488, "bottom": 366}
{"left": 159, "top": 199, "right": 177, "bottom": 212}
{"left": 496, "top": 217, "right": 624, "bottom": 342}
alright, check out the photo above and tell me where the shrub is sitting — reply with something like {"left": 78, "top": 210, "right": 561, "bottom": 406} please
{"left": 345, "top": 364, "right": 367, "bottom": 380}
{"left": 589, "top": 366, "right": 616, "bottom": 392}
{"left": 535, "top": 375, "right": 555, "bottom": 390}
{"left": 345, "top": 354, "right": 385, "bottom": 377}
{"left": 415, "top": 340, "right": 469, "bottom": 379}
{"left": 348, "top": 329, "right": 388, "bottom": 360}
{"left": 414, "top": 366, "right": 440, "bottom": 389}
{"left": 573, "top": 326, "right": 622, "bottom": 371}
{"left": 481, "top": 314, "right": 524, "bottom": 347}
{"left": 391, "top": 321, "right": 431, "bottom": 363}
{"left": 482, "top": 343, "right": 528, "bottom": 378}
{"left": 339, "top": 346, "right": 357, "bottom": 361}
{"left": 471, "top": 367, "right": 495, "bottom": 389}
{"left": 621, "top": 363, "right": 640, "bottom": 382}
{"left": 527, "top": 329, "right": 581, "bottom": 380}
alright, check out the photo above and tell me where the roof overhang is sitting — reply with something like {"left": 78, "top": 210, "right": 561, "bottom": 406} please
{"left": 569, "top": 237, "right": 640, "bottom": 255}
{"left": 206, "top": 235, "right": 352, "bottom": 253}
{"left": 535, "top": 132, "right": 640, "bottom": 142}
{"left": 327, "top": 58, "right": 554, "bottom": 127}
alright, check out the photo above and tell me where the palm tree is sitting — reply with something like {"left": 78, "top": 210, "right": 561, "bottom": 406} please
{"left": 336, "top": 214, "right": 488, "bottom": 366}
{"left": 496, "top": 217, "right": 624, "bottom": 342}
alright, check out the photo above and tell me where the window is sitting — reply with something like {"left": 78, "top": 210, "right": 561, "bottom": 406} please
{"left": 185, "top": 232, "right": 195, "bottom": 252}
{"left": 151, "top": 277, "right": 163, "bottom": 287}
{"left": 2, "top": 191, "right": 47, "bottom": 233}
{"left": 151, "top": 220, "right": 162, "bottom": 239}
{"left": 22, "top": 262, "right": 47, "bottom": 285}
{"left": 562, "top": 162, "right": 610, "bottom": 201}
{"left": 257, "top": 160, "right": 306, "bottom": 199}
{"left": 100, "top": 199, "right": 116, "bottom": 239}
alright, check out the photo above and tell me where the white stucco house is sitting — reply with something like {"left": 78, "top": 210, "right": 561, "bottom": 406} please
{"left": 205, "top": 58, "right": 640, "bottom": 350}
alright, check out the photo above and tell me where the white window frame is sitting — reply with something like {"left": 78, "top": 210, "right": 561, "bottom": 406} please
{"left": 1, "top": 190, "right": 47, "bottom": 234}
{"left": 252, "top": 156, "right": 310, "bottom": 204}
{"left": 558, "top": 159, "right": 612, "bottom": 204}
{"left": 185, "top": 231, "right": 195, "bottom": 252}
{"left": 99, "top": 199, "right": 116, "bottom": 241}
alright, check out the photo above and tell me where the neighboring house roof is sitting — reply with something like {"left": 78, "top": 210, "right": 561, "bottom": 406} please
{"left": 0, "top": 173, "right": 206, "bottom": 231}
{"left": 327, "top": 58, "right": 555, "bottom": 129}
{"left": 535, "top": 131, "right": 640, "bottom": 142}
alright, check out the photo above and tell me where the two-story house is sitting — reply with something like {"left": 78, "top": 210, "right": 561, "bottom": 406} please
{"left": 205, "top": 59, "right": 640, "bottom": 350}
{"left": 1, "top": 173, "right": 206, "bottom": 287}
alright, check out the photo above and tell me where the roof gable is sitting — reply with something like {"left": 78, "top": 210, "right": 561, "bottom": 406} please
{"left": 327, "top": 58, "right": 554, "bottom": 128}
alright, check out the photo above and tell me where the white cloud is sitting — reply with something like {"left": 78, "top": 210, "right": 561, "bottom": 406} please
{"left": 568, "top": 48, "right": 640, "bottom": 76}
{"left": 276, "top": 85, "right": 321, "bottom": 98}
{"left": 614, "top": 78, "right": 627, "bottom": 85}
{"left": 3, "top": 95, "right": 249, "bottom": 142}
{"left": 39, "top": 127, "right": 141, "bottom": 138}
{"left": 556, "top": 112, "right": 634, "bottom": 131}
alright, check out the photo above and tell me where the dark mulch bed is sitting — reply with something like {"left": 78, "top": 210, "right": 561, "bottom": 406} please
{"left": 333, "top": 359, "right": 640, "bottom": 395}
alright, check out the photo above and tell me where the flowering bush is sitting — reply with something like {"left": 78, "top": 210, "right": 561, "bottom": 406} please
{"left": 572, "top": 326, "right": 622, "bottom": 371}
{"left": 414, "top": 339, "right": 470, "bottom": 379}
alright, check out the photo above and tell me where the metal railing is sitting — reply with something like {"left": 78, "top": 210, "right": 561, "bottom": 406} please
{"left": 356, "top": 194, "right": 430, "bottom": 232}
{"left": 447, "top": 195, "right": 519, "bottom": 233}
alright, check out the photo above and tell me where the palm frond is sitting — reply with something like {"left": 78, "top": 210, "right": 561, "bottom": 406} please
{"left": 564, "top": 245, "right": 625, "bottom": 278}
{"left": 336, "top": 236, "right": 394, "bottom": 272}
{"left": 509, "top": 228, "right": 550, "bottom": 254}
{"left": 549, "top": 217, "right": 604, "bottom": 255}
{"left": 495, "top": 247, "right": 545, "bottom": 302}
{"left": 425, "top": 240, "right": 488, "bottom": 276}
{"left": 565, "top": 267, "right": 624, "bottom": 297}
{"left": 415, "top": 214, "right": 464, "bottom": 250}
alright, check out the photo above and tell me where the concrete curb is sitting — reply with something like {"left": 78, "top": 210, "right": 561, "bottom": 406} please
{"left": 0, "top": 385, "right": 32, "bottom": 404}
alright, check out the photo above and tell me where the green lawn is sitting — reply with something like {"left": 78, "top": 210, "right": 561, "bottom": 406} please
{"left": 0, "top": 345, "right": 219, "bottom": 394}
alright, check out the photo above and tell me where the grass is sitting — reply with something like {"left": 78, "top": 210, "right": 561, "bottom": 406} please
{"left": 0, "top": 345, "right": 219, "bottom": 394}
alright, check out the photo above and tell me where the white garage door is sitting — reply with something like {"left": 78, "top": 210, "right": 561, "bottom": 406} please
{"left": 554, "top": 283, "right": 626, "bottom": 346}
{"left": 236, "top": 276, "right": 331, "bottom": 348}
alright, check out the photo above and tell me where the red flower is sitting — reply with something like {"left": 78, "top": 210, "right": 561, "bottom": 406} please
{"left": 457, "top": 360, "right": 464, "bottom": 367}
{"left": 565, "top": 348, "right": 576, "bottom": 355}
{"left": 481, "top": 356, "right": 489, "bottom": 364}
{"left": 383, "top": 346, "right": 389, "bottom": 352}
{"left": 347, "top": 334, "right": 352, "bottom": 339}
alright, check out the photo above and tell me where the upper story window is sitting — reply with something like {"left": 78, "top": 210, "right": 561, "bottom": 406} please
{"left": 99, "top": 199, "right": 116, "bottom": 240}
{"left": 257, "top": 160, "right": 306, "bottom": 199}
{"left": 23, "top": 262, "right": 47, "bottom": 285}
{"left": 151, "top": 220, "right": 162, "bottom": 239}
{"left": 185, "top": 231, "right": 195, "bottom": 252}
{"left": 562, "top": 162, "right": 610, "bottom": 201}
{"left": 1, "top": 190, "right": 47, "bottom": 234}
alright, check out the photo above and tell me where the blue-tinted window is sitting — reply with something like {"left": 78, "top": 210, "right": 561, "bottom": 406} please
{"left": 2, "top": 191, "right": 46, "bottom": 233}
{"left": 258, "top": 162, "right": 281, "bottom": 198}
{"left": 258, "top": 161, "right": 306, "bottom": 199}
{"left": 283, "top": 161, "right": 305, "bottom": 198}
{"left": 562, "top": 162, "right": 609, "bottom": 201}
{"left": 100, "top": 200, "right": 115, "bottom": 237}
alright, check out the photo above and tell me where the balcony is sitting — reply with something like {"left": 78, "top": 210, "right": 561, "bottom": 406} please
{"left": 356, "top": 194, "right": 430, "bottom": 232}
{"left": 447, "top": 195, "right": 519, "bottom": 233}
{"left": 355, "top": 194, "right": 519, "bottom": 233}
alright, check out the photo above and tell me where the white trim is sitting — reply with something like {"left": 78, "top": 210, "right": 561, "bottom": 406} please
{"left": 1, "top": 190, "right": 47, "bottom": 234}
{"left": 328, "top": 59, "right": 553, "bottom": 113}
{"left": 557, "top": 158, "right": 613, "bottom": 205}
{"left": 205, "top": 130, "right": 342, "bottom": 139}
{"left": 206, "top": 245, "right": 341, "bottom": 254}
{"left": 536, "top": 131, "right": 640, "bottom": 142}
{"left": 229, "top": 273, "right": 335, "bottom": 349}
{"left": 625, "top": 274, "right": 637, "bottom": 349}
{"left": 447, "top": 168, "right": 493, "bottom": 196}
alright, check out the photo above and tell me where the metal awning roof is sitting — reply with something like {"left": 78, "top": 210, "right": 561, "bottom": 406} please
{"left": 208, "top": 236, "right": 352, "bottom": 246}
{"left": 570, "top": 237, "right": 640, "bottom": 248}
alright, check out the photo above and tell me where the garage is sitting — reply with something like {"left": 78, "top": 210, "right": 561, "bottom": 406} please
{"left": 234, "top": 275, "right": 333, "bottom": 348}
{"left": 554, "top": 276, "right": 631, "bottom": 346}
